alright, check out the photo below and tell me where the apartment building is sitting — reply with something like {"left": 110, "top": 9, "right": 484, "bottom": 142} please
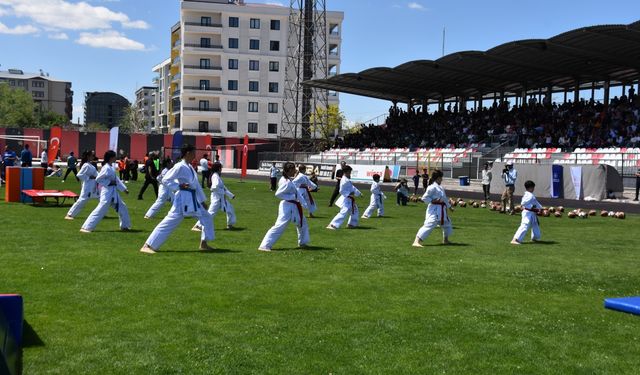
{"left": 0, "top": 69, "right": 73, "bottom": 121}
{"left": 152, "top": 58, "right": 172, "bottom": 133}
{"left": 163, "top": 0, "right": 342, "bottom": 139}
{"left": 135, "top": 86, "right": 157, "bottom": 131}
{"left": 84, "top": 92, "right": 130, "bottom": 129}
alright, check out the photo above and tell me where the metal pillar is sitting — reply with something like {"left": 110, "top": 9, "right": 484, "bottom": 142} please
{"left": 604, "top": 80, "right": 610, "bottom": 105}
{"left": 574, "top": 81, "right": 580, "bottom": 103}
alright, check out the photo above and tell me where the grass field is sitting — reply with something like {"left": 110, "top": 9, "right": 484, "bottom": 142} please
{"left": 1, "top": 176, "right": 640, "bottom": 374}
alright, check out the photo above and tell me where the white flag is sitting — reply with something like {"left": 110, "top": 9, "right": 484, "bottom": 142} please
{"left": 109, "top": 126, "right": 119, "bottom": 152}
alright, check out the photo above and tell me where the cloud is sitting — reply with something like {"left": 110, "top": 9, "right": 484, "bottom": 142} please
{"left": 0, "top": 6, "right": 9, "bottom": 16}
{"left": 76, "top": 30, "right": 145, "bottom": 50}
{"left": 48, "top": 32, "right": 68, "bottom": 40}
{"left": 265, "top": 1, "right": 284, "bottom": 5}
{"left": 0, "top": 21, "right": 38, "bottom": 34}
{"left": 0, "top": 0, "right": 149, "bottom": 30}
{"left": 407, "top": 2, "right": 426, "bottom": 10}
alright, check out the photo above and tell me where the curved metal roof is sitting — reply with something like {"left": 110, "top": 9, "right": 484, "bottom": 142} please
{"left": 304, "top": 20, "right": 640, "bottom": 103}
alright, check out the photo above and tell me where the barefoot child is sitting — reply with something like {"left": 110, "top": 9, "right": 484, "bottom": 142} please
{"left": 293, "top": 164, "right": 318, "bottom": 218}
{"left": 362, "top": 174, "right": 385, "bottom": 218}
{"left": 412, "top": 170, "right": 453, "bottom": 247}
{"left": 327, "top": 165, "right": 362, "bottom": 229}
{"left": 192, "top": 162, "right": 237, "bottom": 230}
{"left": 144, "top": 157, "right": 174, "bottom": 219}
{"left": 511, "top": 180, "right": 542, "bottom": 245}
{"left": 65, "top": 151, "right": 98, "bottom": 220}
{"left": 258, "top": 162, "right": 310, "bottom": 251}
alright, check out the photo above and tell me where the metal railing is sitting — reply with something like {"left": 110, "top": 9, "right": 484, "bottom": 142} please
{"left": 184, "top": 43, "right": 223, "bottom": 49}
{"left": 185, "top": 22, "right": 223, "bottom": 28}
{"left": 183, "top": 86, "right": 222, "bottom": 91}
{"left": 183, "top": 107, "right": 222, "bottom": 112}
{"left": 183, "top": 65, "right": 222, "bottom": 70}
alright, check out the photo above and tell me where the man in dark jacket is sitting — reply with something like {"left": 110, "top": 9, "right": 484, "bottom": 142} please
{"left": 329, "top": 161, "right": 347, "bottom": 207}
{"left": 138, "top": 152, "right": 160, "bottom": 200}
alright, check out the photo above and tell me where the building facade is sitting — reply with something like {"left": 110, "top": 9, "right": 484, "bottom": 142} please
{"left": 0, "top": 69, "right": 73, "bottom": 121}
{"left": 157, "top": 0, "right": 342, "bottom": 139}
{"left": 84, "top": 92, "right": 130, "bottom": 129}
{"left": 152, "top": 58, "right": 172, "bottom": 133}
{"left": 135, "top": 86, "right": 157, "bottom": 131}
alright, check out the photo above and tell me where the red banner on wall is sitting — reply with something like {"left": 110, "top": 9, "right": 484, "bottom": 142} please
{"left": 241, "top": 135, "right": 249, "bottom": 178}
{"left": 48, "top": 125, "right": 62, "bottom": 165}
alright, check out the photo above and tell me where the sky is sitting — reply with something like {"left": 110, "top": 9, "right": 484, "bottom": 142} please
{"left": 1, "top": 0, "right": 639, "bottom": 125}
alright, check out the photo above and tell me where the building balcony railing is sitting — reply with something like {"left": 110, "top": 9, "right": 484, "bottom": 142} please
{"left": 183, "top": 107, "right": 222, "bottom": 112}
{"left": 183, "top": 86, "right": 223, "bottom": 92}
{"left": 173, "top": 40, "right": 181, "bottom": 49}
{"left": 183, "top": 65, "right": 223, "bottom": 70}
{"left": 185, "top": 22, "right": 223, "bottom": 28}
{"left": 172, "top": 89, "right": 181, "bottom": 97}
{"left": 184, "top": 43, "right": 223, "bottom": 49}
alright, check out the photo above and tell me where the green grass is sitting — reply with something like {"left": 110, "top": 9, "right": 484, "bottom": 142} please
{"left": 1, "top": 177, "right": 640, "bottom": 374}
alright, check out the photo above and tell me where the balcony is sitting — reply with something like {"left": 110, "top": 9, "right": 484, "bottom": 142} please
{"left": 171, "top": 73, "right": 181, "bottom": 83}
{"left": 183, "top": 65, "right": 222, "bottom": 70}
{"left": 184, "top": 43, "right": 223, "bottom": 54}
{"left": 183, "top": 65, "right": 223, "bottom": 77}
{"left": 171, "top": 89, "right": 181, "bottom": 98}
{"left": 182, "top": 107, "right": 222, "bottom": 117}
{"left": 184, "top": 22, "right": 223, "bottom": 34}
{"left": 183, "top": 86, "right": 223, "bottom": 96}
{"left": 172, "top": 40, "right": 181, "bottom": 50}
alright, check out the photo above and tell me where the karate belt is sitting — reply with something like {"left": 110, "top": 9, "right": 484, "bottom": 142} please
{"left": 348, "top": 196, "right": 357, "bottom": 214}
{"left": 300, "top": 185, "right": 315, "bottom": 205}
{"left": 524, "top": 207, "right": 540, "bottom": 224}
{"left": 377, "top": 194, "right": 383, "bottom": 206}
{"left": 286, "top": 200, "right": 304, "bottom": 227}
{"left": 433, "top": 201, "right": 446, "bottom": 225}
{"left": 180, "top": 186, "right": 199, "bottom": 212}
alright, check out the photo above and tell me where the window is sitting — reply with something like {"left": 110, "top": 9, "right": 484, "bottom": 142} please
{"left": 249, "top": 60, "right": 260, "bottom": 71}
{"left": 201, "top": 16, "right": 211, "bottom": 26}
{"left": 199, "top": 121, "right": 209, "bottom": 132}
{"left": 199, "top": 80, "right": 210, "bottom": 90}
{"left": 199, "top": 100, "right": 209, "bottom": 110}
{"left": 200, "top": 58, "right": 211, "bottom": 69}
{"left": 248, "top": 122, "right": 258, "bottom": 133}
{"left": 268, "top": 123, "right": 278, "bottom": 134}
{"left": 228, "top": 38, "right": 238, "bottom": 49}
{"left": 228, "top": 80, "right": 238, "bottom": 90}
{"left": 229, "top": 16, "right": 239, "bottom": 27}
{"left": 249, "top": 39, "right": 260, "bottom": 50}
{"left": 227, "top": 101, "right": 237, "bottom": 112}
{"left": 268, "top": 103, "right": 278, "bottom": 113}
{"left": 228, "top": 58, "right": 238, "bottom": 69}
{"left": 32, "top": 91, "right": 44, "bottom": 98}
{"left": 32, "top": 81, "right": 45, "bottom": 88}
{"left": 250, "top": 18, "right": 260, "bottom": 29}
{"left": 227, "top": 121, "right": 237, "bottom": 132}
{"left": 270, "top": 41, "right": 280, "bottom": 51}
{"left": 248, "top": 102, "right": 258, "bottom": 112}
{"left": 249, "top": 81, "right": 259, "bottom": 92}
{"left": 200, "top": 38, "right": 211, "bottom": 47}
{"left": 268, "top": 82, "right": 278, "bottom": 93}
{"left": 269, "top": 61, "right": 279, "bottom": 72}
{"left": 270, "top": 20, "right": 280, "bottom": 30}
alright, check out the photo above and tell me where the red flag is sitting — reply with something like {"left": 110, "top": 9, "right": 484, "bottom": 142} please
{"left": 48, "top": 125, "right": 62, "bottom": 165}
{"left": 241, "top": 135, "right": 249, "bottom": 178}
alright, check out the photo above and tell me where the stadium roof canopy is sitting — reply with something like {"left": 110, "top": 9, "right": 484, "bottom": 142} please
{"left": 304, "top": 20, "right": 640, "bottom": 103}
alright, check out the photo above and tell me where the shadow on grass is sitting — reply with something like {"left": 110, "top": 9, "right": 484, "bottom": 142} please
{"left": 101, "top": 229, "right": 145, "bottom": 233}
{"left": 22, "top": 320, "right": 45, "bottom": 347}
{"left": 225, "top": 227, "right": 247, "bottom": 231}
{"left": 417, "top": 242, "right": 470, "bottom": 247}
{"left": 162, "top": 248, "right": 240, "bottom": 254}
{"left": 271, "top": 245, "right": 334, "bottom": 252}
{"left": 346, "top": 226, "right": 374, "bottom": 230}
{"left": 526, "top": 240, "right": 558, "bottom": 245}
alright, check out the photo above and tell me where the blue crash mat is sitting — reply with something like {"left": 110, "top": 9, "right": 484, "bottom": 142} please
{"left": 604, "top": 297, "right": 640, "bottom": 315}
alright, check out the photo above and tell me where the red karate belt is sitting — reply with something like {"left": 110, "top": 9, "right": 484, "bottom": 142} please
{"left": 433, "top": 201, "right": 446, "bottom": 225}
{"left": 286, "top": 200, "right": 304, "bottom": 227}
{"left": 348, "top": 196, "right": 357, "bottom": 214}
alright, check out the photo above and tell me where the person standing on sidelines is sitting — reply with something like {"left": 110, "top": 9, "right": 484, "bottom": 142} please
{"left": 258, "top": 162, "right": 310, "bottom": 251}
{"left": 20, "top": 144, "right": 33, "bottom": 167}
{"left": 138, "top": 152, "right": 159, "bottom": 200}
{"left": 40, "top": 148, "right": 48, "bottom": 169}
{"left": 292, "top": 164, "right": 318, "bottom": 218}
{"left": 412, "top": 170, "right": 454, "bottom": 247}
{"left": 144, "top": 157, "right": 174, "bottom": 219}
{"left": 329, "top": 161, "right": 347, "bottom": 207}
{"left": 269, "top": 162, "right": 280, "bottom": 191}
{"left": 634, "top": 167, "right": 640, "bottom": 201}
{"left": 199, "top": 153, "right": 210, "bottom": 189}
{"left": 481, "top": 162, "right": 492, "bottom": 202}
{"left": 412, "top": 170, "right": 420, "bottom": 194}
{"left": 192, "top": 162, "right": 237, "bottom": 231}
{"left": 80, "top": 150, "right": 131, "bottom": 233}
{"left": 327, "top": 165, "right": 362, "bottom": 229}
{"left": 362, "top": 173, "right": 385, "bottom": 219}
{"left": 141, "top": 144, "right": 214, "bottom": 254}
{"left": 501, "top": 161, "right": 517, "bottom": 214}
{"left": 62, "top": 151, "right": 78, "bottom": 182}
{"left": 511, "top": 180, "right": 542, "bottom": 245}
{"left": 65, "top": 151, "right": 98, "bottom": 220}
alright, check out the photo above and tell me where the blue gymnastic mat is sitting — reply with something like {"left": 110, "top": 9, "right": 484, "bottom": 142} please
{"left": 604, "top": 297, "right": 640, "bottom": 315}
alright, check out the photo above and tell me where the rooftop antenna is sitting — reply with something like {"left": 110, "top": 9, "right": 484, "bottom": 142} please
{"left": 442, "top": 26, "right": 446, "bottom": 57}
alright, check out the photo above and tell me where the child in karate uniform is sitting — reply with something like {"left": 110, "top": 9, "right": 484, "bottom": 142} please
{"left": 258, "top": 162, "right": 310, "bottom": 251}
{"left": 65, "top": 151, "right": 98, "bottom": 220}
{"left": 80, "top": 150, "right": 131, "bottom": 232}
{"left": 144, "top": 157, "right": 174, "bottom": 219}
{"left": 292, "top": 164, "right": 318, "bottom": 218}
{"left": 192, "top": 162, "right": 236, "bottom": 231}
{"left": 327, "top": 165, "right": 362, "bottom": 229}
{"left": 511, "top": 180, "right": 542, "bottom": 245}
{"left": 141, "top": 144, "right": 215, "bottom": 254}
{"left": 412, "top": 170, "right": 453, "bottom": 247}
{"left": 362, "top": 173, "right": 385, "bottom": 219}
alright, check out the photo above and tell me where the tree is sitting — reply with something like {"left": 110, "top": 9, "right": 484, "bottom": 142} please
{"left": 310, "top": 104, "right": 345, "bottom": 148}
{"left": 0, "top": 83, "right": 36, "bottom": 127}
{"left": 36, "top": 108, "right": 69, "bottom": 129}
{"left": 120, "top": 105, "right": 147, "bottom": 134}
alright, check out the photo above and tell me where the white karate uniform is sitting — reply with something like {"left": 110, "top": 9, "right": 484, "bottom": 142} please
{"left": 513, "top": 191, "right": 542, "bottom": 242}
{"left": 81, "top": 163, "right": 131, "bottom": 231}
{"left": 67, "top": 162, "right": 98, "bottom": 218}
{"left": 292, "top": 173, "right": 318, "bottom": 214}
{"left": 362, "top": 181, "right": 385, "bottom": 217}
{"left": 145, "top": 160, "right": 215, "bottom": 250}
{"left": 259, "top": 176, "right": 310, "bottom": 249}
{"left": 415, "top": 182, "right": 453, "bottom": 241}
{"left": 329, "top": 176, "right": 362, "bottom": 228}
{"left": 144, "top": 167, "right": 173, "bottom": 218}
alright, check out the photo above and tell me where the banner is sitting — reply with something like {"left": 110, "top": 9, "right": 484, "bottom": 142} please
{"left": 241, "top": 135, "right": 248, "bottom": 178}
{"left": 48, "top": 125, "right": 62, "bottom": 165}
{"left": 259, "top": 161, "right": 336, "bottom": 178}
{"left": 570, "top": 166, "right": 582, "bottom": 200}
{"left": 171, "top": 130, "right": 183, "bottom": 160}
{"left": 550, "top": 165, "right": 563, "bottom": 198}
{"left": 335, "top": 164, "right": 401, "bottom": 182}
{"left": 109, "top": 126, "right": 119, "bottom": 152}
